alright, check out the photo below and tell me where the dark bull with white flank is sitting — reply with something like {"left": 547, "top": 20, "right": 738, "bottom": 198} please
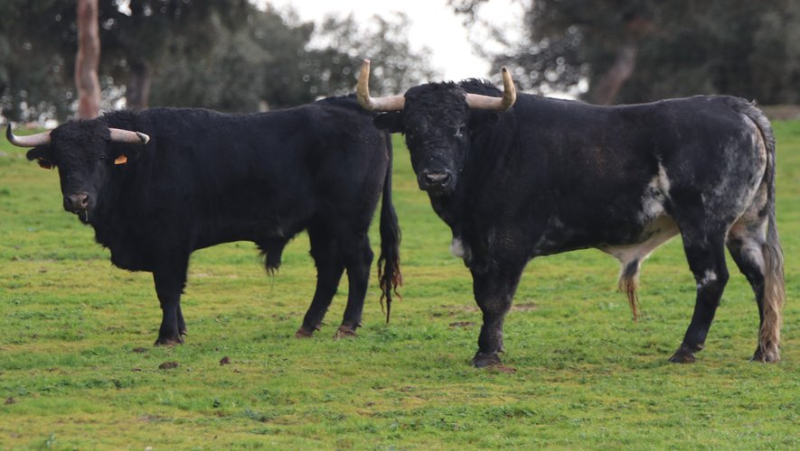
{"left": 8, "top": 96, "right": 401, "bottom": 345}
{"left": 358, "top": 59, "right": 784, "bottom": 367}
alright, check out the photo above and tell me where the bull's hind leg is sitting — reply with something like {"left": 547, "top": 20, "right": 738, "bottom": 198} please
{"left": 727, "top": 216, "right": 783, "bottom": 362}
{"left": 296, "top": 229, "right": 345, "bottom": 338}
{"left": 335, "top": 233, "right": 373, "bottom": 338}
{"left": 670, "top": 231, "right": 729, "bottom": 363}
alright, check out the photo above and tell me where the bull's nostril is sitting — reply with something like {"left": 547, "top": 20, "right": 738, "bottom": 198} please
{"left": 66, "top": 193, "right": 90, "bottom": 211}
{"left": 425, "top": 173, "right": 452, "bottom": 186}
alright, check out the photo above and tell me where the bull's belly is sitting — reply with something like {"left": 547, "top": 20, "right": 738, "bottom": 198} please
{"left": 194, "top": 208, "right": 312, "bottom": 249}
{"left": 596, "top": 215, "right": 680, "bottom": 266}
{"left": 450, "top": 214, "right": 680, "bottom": 269}
{"left": 195, "top": 222, "right": 297, "bottom": 250}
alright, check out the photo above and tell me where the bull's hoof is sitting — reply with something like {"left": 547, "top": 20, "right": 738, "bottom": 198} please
{"left": 752, "top": 346, "right": 781, "bottom": 363}
{"left": 472, "top": 351, "right": 502, "bottom": 368}
{"left": 333, "top": 325, "right": 358, "bottom": 340}
{"left": 296, "top": 323, "right": 322, "bottom": 338}
{"left": 295, "top": 327, "right": 315, "bottom": 338}
{"left": 668, "top": 346, "right": 696, "bottom": 363}
{"left": 154, "top": 336, "right": 184, "bottom": 347}
{"left": 155, "top": 330, "right": 184, "bottom": 346}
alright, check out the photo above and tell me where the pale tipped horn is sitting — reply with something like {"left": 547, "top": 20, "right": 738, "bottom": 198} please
{"left": 109, "top": 128, "right": 149, "bottom": 145}
{"left": 356, "top": 59, "right": 405, "bottom": 112}
{"left": 5, "top": 123, "right": 52, "bottom": 147}
{"left": 465, "top": 66, "right": 517, "bottom": 111}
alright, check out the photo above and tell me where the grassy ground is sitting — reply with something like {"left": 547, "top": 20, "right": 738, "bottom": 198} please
{"left": 1, "top": 122, "right": 798, "bottom": 449}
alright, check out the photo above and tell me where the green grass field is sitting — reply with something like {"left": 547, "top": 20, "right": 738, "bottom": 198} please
{"left": 1, "top": 122, "right": 798, "bottom": 449}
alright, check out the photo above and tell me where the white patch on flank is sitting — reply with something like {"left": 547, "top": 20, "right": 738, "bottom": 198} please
{"left": 638, "top": 164, "right": 671, "bottom": 223}
{"left": 602, "top": 163, "right": 677, "bottom": 278}
{"left": 656, "top": 163, "right": 671, "bottom": 194}
{"left": 640, "top": 192, "right": 665, "bottom": 219}
{"left": 450, "top": 237, "right": 465, "bottom": 258}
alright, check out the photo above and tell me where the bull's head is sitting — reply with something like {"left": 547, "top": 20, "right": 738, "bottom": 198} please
{"left": 7, "top": 121, "right": 149, "bottom": 222}
{"left": 357, "top": 59, "right": 515, "bottom": 196}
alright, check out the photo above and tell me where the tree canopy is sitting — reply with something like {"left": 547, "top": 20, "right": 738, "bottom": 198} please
{"left": 452, "top": 0, "right": 800, "bottom": 104}
{"left": 0, "top": 1, "right": 435, "bottom": 121}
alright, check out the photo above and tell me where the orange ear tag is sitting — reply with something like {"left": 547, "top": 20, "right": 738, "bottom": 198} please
{"left": 114, "top": 155, "right": 128, "bottom": 165}
{"left": 37, "top": 158, "right": 54, "bottom": 170}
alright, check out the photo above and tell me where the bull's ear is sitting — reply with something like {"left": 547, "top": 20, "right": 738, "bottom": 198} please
{"left": 373, "top": 112, "right": 404, "bottom": 133}
{"left": 26, "top": 146, "right": 55, "bottom": 169}
{"left": 108, "top": 146, "right": 141, "bottom": 166}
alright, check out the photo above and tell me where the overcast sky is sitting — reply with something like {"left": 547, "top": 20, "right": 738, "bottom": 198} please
{"left": 265, "top": 0, "right": 523, "bottom": 82}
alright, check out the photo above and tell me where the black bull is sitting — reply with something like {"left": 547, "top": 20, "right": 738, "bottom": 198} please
{"left": 359, "top": 61, "right": 785, "bottom": 367}
{"left": 9, "top": 96, "right": 401, "bottom": 344}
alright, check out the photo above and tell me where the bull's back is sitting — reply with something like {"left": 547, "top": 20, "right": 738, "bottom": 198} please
{"left": 476, "top": 95, "right": 764, "bottom": 254}
{"left": 112, "top": 104, "right": 385, "bottom": 247}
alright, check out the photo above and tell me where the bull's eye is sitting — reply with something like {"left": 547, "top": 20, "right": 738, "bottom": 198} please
{"left": 454, "top": 125, "right": 467, "bottom": 138}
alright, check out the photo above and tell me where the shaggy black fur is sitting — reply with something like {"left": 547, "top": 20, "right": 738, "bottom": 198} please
{"left": 26, "top": 95, "right": 401, "bottom": 344}
{"left": 374, "top": 80, "right": 783, "bottom": 367}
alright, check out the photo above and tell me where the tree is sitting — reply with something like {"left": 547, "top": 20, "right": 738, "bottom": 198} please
{"left": 75, "top": 0, "right": 101, "bottom": 118}
{"left": 452, "top": 0, "right": 800, "bottom": 104}
{"left": 138, "top": 8, "right": 436, "bottom": 111}
{"left": 0, "top": 0, "right": 249, "bottom": 118}
{"left": 0, "top": 2, "right": 437, "bottom": 120}
{"left": 0, "top": 0, "right": 76, "bottom": 122}
{"left": 96, "top": 0, "right": 252, "bottom": 110}
{"left": 306, "top": 13, "right": 436, "bottom": 98}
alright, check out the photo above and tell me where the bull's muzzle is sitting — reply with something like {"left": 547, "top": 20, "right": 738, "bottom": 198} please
{"left": 64, "top": 192, "right": 90, "bottom": 213}
{"left": 419, "top": 171, "right": 453, "bottom": 193}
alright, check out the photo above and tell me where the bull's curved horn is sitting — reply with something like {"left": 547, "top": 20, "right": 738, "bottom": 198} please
{"left": 109, "top": 128, "right": 149, "bottom": 145}
{"left": 356, "top": 59, "right": 405, "bottom": 112}
{"left": 5, "top": 123, "right": 52, "bottom": 147}
{"left": 465, "top": 67, "right": 517, "bottom": 111}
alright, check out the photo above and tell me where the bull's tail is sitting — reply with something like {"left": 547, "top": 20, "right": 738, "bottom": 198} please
{"left": 761, "top": 204, "right": 785, "bottom": 360}
{"left": 735, "top": 100, "right": 785, "bottom": 361}
{"left": 752, "top": 107, "right": 785, "bottom": 361}
{"left": 377, "top": 132, "right": 402, "bottom": 323}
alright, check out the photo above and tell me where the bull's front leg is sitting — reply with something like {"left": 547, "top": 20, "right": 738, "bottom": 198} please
{"left": 177, "top": 303, "right": 188, "bottom": 338}
{"left": 152, "top": 254, "right": 190, "bottom": 346}
{"left": 470, "top": 263, "right": 525, "bottom": 368}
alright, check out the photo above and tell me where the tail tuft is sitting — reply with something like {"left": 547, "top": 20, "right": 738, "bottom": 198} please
{"left": 759, "top": 210, "right": 784, "bottom": 361}
{"left": 377, "top": 132, "right": 402, "bottom": 323}
{"left": 619, "top": 259, "right": 641, "bottom": 321}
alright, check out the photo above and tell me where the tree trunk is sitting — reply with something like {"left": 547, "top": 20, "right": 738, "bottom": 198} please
{"left": 589, "top": 43, "right": 637, "bottom": 105}
{"left": 75, "top": 0, "right": 101, "bottom": 119}
{"left": 126, "top": 61, "right": 151, "bottom": 111}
